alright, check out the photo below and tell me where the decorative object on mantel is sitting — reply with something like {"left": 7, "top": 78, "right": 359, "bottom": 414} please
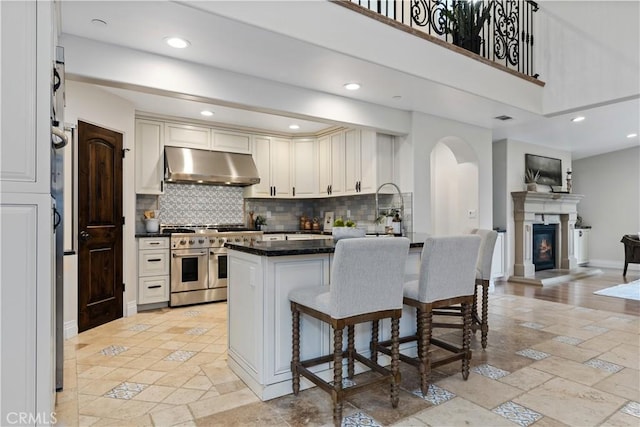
{"left": 525, "top": 168, "right": 540, "bottom": 191}
{"left": 525, "top": 154, "right": 563, "bottom": 187}
{"left": 566, "top": 168, "right": 572, "bottom": 193}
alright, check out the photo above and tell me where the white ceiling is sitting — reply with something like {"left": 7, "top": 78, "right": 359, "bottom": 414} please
{"left": 60, "top": 1, "right": 639, "bottom": 159}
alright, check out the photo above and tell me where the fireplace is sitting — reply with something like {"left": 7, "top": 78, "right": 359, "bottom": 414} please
{"left": 511, "top": 192, "right": 584, "bottom": 279}
{"left": 533, "top": 224, "right": 556, "bottom": 271}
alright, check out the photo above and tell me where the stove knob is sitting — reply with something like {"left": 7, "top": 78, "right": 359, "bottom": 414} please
{"left": 218, "top": 238, "right": 225, "bottom": 244}
{"left": 198, "top": 238, "right": 205, "bottom": 244}
{"left": 235, "top": 238, "right": 241, "bottom": 242}
{"left": 188, "top": 239, "right": 195, "bottom": 244}
{"left": 179, "top": 239, "right": 186, "bottom": 245}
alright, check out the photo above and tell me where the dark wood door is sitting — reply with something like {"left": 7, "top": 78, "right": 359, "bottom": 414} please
{"left": 77, "top": 121, "right": 123, "bottom": 332}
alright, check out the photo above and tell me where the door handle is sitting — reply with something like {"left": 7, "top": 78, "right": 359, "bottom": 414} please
{"left": 79, "top": 230, "right": 91, "bottom": 241}
{"left": 172, "top": 252, "right": 207, "bottom": 258}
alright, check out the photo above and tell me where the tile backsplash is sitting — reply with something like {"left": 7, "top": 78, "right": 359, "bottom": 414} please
{"left": 135, "top": 183, "right": 412, "bottom": 234}
{"left": 159, "top": 183, "right": 244, "bottom": 225}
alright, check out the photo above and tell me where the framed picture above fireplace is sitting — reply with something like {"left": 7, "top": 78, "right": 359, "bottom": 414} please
{"left": 525, "top": 154, "right": 562, "bottom": 186}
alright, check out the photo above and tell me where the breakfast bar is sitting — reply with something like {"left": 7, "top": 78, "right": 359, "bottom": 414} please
{"left": 225, "top": 236, "right": 427, "bottom": 400}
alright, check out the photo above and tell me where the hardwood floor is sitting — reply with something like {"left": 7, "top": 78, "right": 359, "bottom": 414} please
{"left": 494, "top": 267, "right": 640, "bottom": 316}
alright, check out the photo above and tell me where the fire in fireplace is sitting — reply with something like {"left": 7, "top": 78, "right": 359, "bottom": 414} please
{"left": 533, "top": 224, "right": 557, "bottom": 271}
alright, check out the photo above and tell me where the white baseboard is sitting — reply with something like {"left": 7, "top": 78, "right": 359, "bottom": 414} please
{"left": 589, "top": 259, "right": 640, "bottom": 272}
{"left": 126, "top": 300, "right": 137, "bottom": 317}
{"left": 63, "top": 320, "right": 78, "bottom": 340}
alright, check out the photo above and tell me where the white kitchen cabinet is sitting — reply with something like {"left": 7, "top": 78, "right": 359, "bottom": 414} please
{"left": 135, "top": 119, "right": 165, "bottom": 194}
{"left": 574, "top": 228, "right": 590, "bottom": 265}
{"left": 164, "top": 122, "right": 210, "bottom": 150}
{"left": 245, "top": 136, "right": 292, "bottom": 198}
{"left": 344, "top": 130, "right": 394, "bottom": 195}
{"left": 1, "top": 0, "right": 55, "bottom": 420}
{"left": 137, "top": 237, "right": 170, "bottom": 305}
{"left": 491, "top": 232, "right": 506, "bottom": 279}
{"left": 212, "top": 130, "right": 251, "bottom": 154}
{"left": 262, "top": 234, "right": 286, "bottom": 241}
{"left": 317, "top": 131, "right": 345, "bottom": 196}
{"left": 292, "top": 138, "right": 317, "bottom": 197}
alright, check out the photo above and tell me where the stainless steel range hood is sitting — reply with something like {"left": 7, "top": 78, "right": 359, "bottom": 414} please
{"left": 164, "top": 146, "right": 260, "bottom": 186}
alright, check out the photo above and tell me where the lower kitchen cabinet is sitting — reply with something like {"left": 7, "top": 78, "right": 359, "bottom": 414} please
{"left": 491, "top": 232, "right": 506, "bottom": 279}
{"left": 137, "top": 237, "right": 170, "bottom": 305}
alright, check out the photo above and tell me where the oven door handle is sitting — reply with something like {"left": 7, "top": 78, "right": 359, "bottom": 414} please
{"left": 172, "top": 251, "right": 207, "bottom": 258}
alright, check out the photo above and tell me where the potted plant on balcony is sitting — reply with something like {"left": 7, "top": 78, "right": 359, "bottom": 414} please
{"left": 437, "top": 0, "right": 492, "bottom": 54}
{"left": 525, "top": 169, "right": 540, "bottom": 192}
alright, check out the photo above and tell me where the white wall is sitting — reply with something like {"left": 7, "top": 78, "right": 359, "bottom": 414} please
{"left": 407, "top": 112, "right": 493, "bottom": 234}
{"left": 493, "top": 139, "right": 573, "bottom": 277}
{"left": 537, "top": 1, "right": 640, "bottom": 114}
{"left": 572, "top": 146, "right": 640, "bottom": 270}
{"left": 63, "top": 81, "right": 137, "bottom": 337}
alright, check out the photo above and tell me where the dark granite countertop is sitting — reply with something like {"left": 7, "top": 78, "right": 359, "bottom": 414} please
{"left": 135, "top": 232, "right": 171, "bottom": 238}
{"left": 226, "top": 233, "right": 429, "bottom": 257}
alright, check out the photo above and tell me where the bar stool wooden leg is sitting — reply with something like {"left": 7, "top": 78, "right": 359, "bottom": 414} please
{"left": 390, "top": 317, "right": 400, "bottom": 408}
{"left": 419, "top": 307, "right": 432, "bottom": 396}
{"left": 347, "top": 325, "right": 355, "bottom": 379}
{"left": 332, "top": 326, "right": 344, "bottom": 427}
{"left": 480, "top": 279, "right": 489, "bottom": 349}
{"left": 291, "top": 305, "right": 300, "bottom": 395}
{"left": 462, "top": 302, "right": 472, "bottom": 380}
{"left": 370, "top": 320, "right": 379, "bottom": 364}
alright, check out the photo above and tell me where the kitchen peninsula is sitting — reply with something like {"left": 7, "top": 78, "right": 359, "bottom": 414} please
{"left": 225, "top": 235, "right": 427, "bottom": 400}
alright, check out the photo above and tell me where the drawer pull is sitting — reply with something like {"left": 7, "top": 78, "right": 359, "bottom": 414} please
{"left": 149, "top": 242, "right": 161, "bottom": 245}
{"left": 147, "top": 285, "right": 162, "bottom": 289}
{"left": 147, "top": 258, "right": 162, "bottom": 262}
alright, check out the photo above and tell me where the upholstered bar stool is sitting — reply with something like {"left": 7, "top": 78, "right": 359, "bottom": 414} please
{"left": 289, "top": 237, "right": 410, "bottom": 427}
{"left": 471, "top": 229, "right": 498, "bottom": 349}
{"left": 380, "top": 235, "right": 480, "bottom": 396}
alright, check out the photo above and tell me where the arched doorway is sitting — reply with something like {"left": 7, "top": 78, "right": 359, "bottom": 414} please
{"left": 430, "top": 137, "right": 479, "bottom": 236}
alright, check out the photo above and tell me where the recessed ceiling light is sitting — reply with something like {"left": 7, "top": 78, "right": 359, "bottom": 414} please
{"left": 392, "top": 95, "right": 402, "bottom": 100}
{"left": 344, "top": 83, "right": 361, "bottom": 91}
{"left": 627, "top": 133, "right": 638, "bottom": 138}
{"left": 91, "top": 19, "right": 107, "bottom": 27}
{"left": 200, "top": 110, "right": 214, "bottom": 117}
{"left": 571, "top": 116, "right": 585, "bottom": 122}
{"left": 165, "top": 37, "right": 190, "bottom": 49}
{"left": 494, "top": 115, "right": 513, "bottom": 121}
{"left": 288, "top": 124, "right": 300, "bottom": 130}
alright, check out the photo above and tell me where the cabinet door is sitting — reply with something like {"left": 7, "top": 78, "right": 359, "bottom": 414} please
{"left": 1, "top": 0, "right": 50, "bottom": 194}
{"left": 249, "top": 136, "right": 272, "bottom": 197}
{"left": 138, "top": 276, "right": 170, "bottom": 304}
{"left": 212, "top": 131, "right": 251, "bottom": 154}
{"left": 330, "top": 132, "right": 345, "bottom": 195}
{"left": 271, "top": 138, "right": 292, "bottom": 197}
{"left": 164, "top": 122, "right": 210, "bottom": 149}
{"left": 317, "top": 136, "right": 331, "bottom": 196}
{"left": 135, "top": 120, "right": 164, "bottom": 194}
{"left": 344, "top": 129, "right": 360, "bottom": 195}
{"left": 138, "top": 249, "right": 170, "bottom": 276}
{"left": 292, "top": 138, "right": 317, "bottom": 197}
{"left": 491, "top": 232, "right": 505, "bottom": 279}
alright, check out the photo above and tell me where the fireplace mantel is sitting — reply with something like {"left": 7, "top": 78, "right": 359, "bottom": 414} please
{"left": 511, "top": 191, "right": 584, "bottom": 279}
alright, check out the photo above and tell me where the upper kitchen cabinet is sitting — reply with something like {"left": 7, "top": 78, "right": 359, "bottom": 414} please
{"left": 1, "top": 0, "right": 51, "bottom": 195}
{"left": 135, "top": 119, "right": 164, "bottom": 194}
{"left": 360, "top": 132, "right": 394, "bottom": 194}
{"left": 164, "top": 122, "right": 210, "bottom": 150}
{"left": 245, "top": 136, "right": 292, "bottom": 198}
{"left": 212, "top": 130, "right": 251, "bottom": 154}
{"left": 291, "top": 138, "right": 317, "bottom": 198}
{"left": 317, "top": 131, "right": 345, "bottom": 196}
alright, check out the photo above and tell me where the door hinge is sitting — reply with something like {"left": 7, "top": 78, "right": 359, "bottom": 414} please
{"left": 122, "top": 148, "right": 130, "bottom": 158}
{"left": 123, "top": 283, "right": 126, "bottom": 292}
{"left": 122, "top": 216, "right": 126, "bottom": 225}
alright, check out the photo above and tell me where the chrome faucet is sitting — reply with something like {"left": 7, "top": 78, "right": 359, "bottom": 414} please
{"left": 375, "top": 182, "right": 405, "bottom": 234}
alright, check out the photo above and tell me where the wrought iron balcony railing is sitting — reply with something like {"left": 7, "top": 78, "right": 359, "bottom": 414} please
{"left": 343, "top": 0, "right": 539, "bottom": 79}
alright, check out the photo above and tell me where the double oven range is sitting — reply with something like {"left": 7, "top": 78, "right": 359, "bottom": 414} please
{"left": 164, "top": 225, "right": 262, "bottom": 307}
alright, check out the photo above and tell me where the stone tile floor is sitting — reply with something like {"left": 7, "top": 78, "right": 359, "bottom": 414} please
{"left": 55, "top": 293, "right": 639, "bottom": 426}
